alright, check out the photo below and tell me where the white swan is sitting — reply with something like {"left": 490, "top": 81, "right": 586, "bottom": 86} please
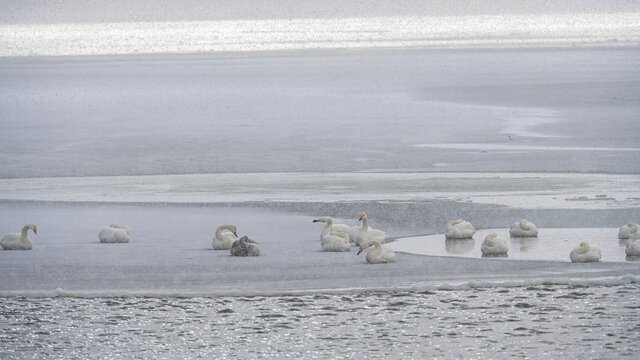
{"left": 509, "top": 219, "right": 538, "bottom": 237}
{"left": 445, "top": 219, "right": 475, "bottom": 239}
{"left": 1, "top": 224, "right": 37, "bottom": 250}
{"left": 570, "top": 242, "right": 602, "bottom": 263}
{"left": 481, "top": 232, "right": 508, "bottom": 257}
{"left": 618, "top": 222, "right": 639, "bottom": 239}
{"left": 230, "top": 236, "right": 260, "bottom": 256}
{"left": 98, "top": 224, "right": 130, "bottom": 243}
{"left": 321, "top": 231, "right": 351, "bottom": 252}
{"left": 213, "top": 224, "right": 237, "bottom": 250}
{"left": 357, "top": 240, "right": 395, "bottom": 264}
{"left": 312, "top": 217, "right": 353, "bottom": 241}
{"left": 625, "top": 234, "right": 640, "bottom": 257}
{"left": 354, "top": 212, "right": 387, "bottom": 246}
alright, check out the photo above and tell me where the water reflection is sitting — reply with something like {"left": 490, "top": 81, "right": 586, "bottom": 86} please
{"left": 445, "top": 238, "right": 475, "bottom": 255}
{"left": 510, "top": 237, "right": 539, "bottom": 252}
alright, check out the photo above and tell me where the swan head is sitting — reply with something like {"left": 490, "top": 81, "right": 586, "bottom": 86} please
{"left": 357, "top": 240, "right": 380, "bottom": 255}
{"left": 32, "top": 225, "right": 37, "bottom": 235}
{"left": 313, "top": 217, "right": 331, "bottom": 224}
{"left": 484, "top": 232, "right": 498, "bottom": 242}
{"left": 579, "top": 242, "right": 590, "bottom": 249}
{"left": 359, "top": 212, "right": 367, "bottom": 221}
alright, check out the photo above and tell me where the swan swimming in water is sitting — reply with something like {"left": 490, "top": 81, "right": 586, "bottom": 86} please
{"left": 230, "top": 236, "right": 260, "bottom": 256}
{"left": 618, "top": 222, "right": 639, "bottom": 239}
{"left": 320, "top": 231, "right": 350, "bottom": 252}
{"left": 445, "top": 219, "right": 475, "bottom": 239}
{"left": 357, "top": 240, "right": 395, "bottom": 264}
{"left": 570, "top": 242, "right": 602, "bottom": 263}
{"left": 1, "top": 224, "right": 37, "bottom": 250}
{"left": 481, "top": 232, "right": 508, "bottom": 257}
{"left": 213, "top": 224, "right": 237, "bottom": 250}
{"left": 625, "top": 234, "right": 640, "bottom": 258}
{"left": 98, "top": 224, "right": 130, "bottom": 243}
{"left": 312, "top": 217, "right": 353, "bottom": 241}
{"left": 354, "top": 212, "right": 387, "bottom": 246}
{"left": 509, "top": 219, "right": 538, "bottom": 237}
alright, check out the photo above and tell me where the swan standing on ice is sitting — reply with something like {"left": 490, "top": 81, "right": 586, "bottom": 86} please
{"left": 312, "top": 217, "right": 353, "bottom": 241}
{"left": 98, "top": 224, "right": 130, "bottom": 243}
{"left": 213, "top": 224, "right": 237, "bottom": 250}
{"left": 354, "top": 212, "right": 387, "bottom": 246}
{"left": 357, "top": 240, "right": 395, "bottom": 264}
{"left": 509, "top": 219, "right": 538, "bottom": 237}
{"left": 320, "top": 231, "right": 350, "bottom": 252}
{"left": 230, "top": 236, "right": 260, "bottom": 256}
{"left": 481, "top": 232, "right": 508, "bottom": 257}
{"left": 618, "top": 223, "right": 639, "bottom": 239}
{"left": 1, "top": 224, "right": 37, "bottom": 250}
{"left": 570, "top": 242, "right": 602, "bottom": 263}
{"left": 445, "top": 219, "right": 475, "bottom": 239}
{"left": 625, "top": 234, "right": 640, "bottom": 258}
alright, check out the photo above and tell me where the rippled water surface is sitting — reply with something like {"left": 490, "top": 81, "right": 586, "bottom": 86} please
{"left": 2, "top": 284, "right": 639, "bottom": 359}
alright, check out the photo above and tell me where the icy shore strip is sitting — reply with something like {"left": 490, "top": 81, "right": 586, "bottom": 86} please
{"left": 0, "top": 172, "right": 639, "bottom": 210}
{"left": 2, "top": 12, "right": 640, "bottom": 57}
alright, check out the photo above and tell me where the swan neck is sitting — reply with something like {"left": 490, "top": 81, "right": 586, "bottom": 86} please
{"left": 362, "top": 215, "right": 369, "bottom": 230}
{"left": 216, "top": 225, "right": 235, "bottom": 238}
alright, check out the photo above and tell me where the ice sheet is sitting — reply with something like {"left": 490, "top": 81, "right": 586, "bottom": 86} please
{"left": 1, "top": 172, "right": 639, "bottom": 210}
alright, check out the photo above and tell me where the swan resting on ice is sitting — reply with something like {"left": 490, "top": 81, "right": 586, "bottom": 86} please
{"left": 354, "top": 212, "right": 387, "bottom": 246}
{"left": 570, "top": 242, "right": 602, "bottom": 263}
{"left": 445, "top": 219, "right": 475, "bottom": 239}
{"left": 230, "top": 236, "right": 260, "bottom": 256}
{"left": 357, "top": 239, "right": 395, "bottom": 264}
{"left": 625, "top": 234, "right": 640, "bottom": 258}
{"left": 481, "top": 232, "right": 508, "bottom": 257}
{"left": 1, "top": 224, "right": 37, "bottom": 250}
{"left": 98, "top": 224, "right": 131, "bottom": 243}
{"left": 618, "top": 222, "right": 639, "bottom": 239}
{"left": 313, "top": 217, "right": 353, "bottom": 241}
{"left": 509, "top": 219, "right": 538, "bottom": 237}
{"left": 320, "top": 231, "right": 351, "bottom": 252}
{"left": 213, "top": 224, "right": 237, "bottom": 250}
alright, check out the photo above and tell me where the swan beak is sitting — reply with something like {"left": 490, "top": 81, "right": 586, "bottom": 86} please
{"left": 312, "top": 219, "right": 318, "bottom": 223}
{"left": 33, "top": 226, "right": 38, "bottom": 234}
{"left": 357, "top": 246, "right": 363, "bottom": 255}
{"left": 233, "top": 231, "right": 237, "bottom": 237}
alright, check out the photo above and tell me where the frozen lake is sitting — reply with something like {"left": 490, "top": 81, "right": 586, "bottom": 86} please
{"left": 2, "top": 2, "right": 640, "bottom": 357}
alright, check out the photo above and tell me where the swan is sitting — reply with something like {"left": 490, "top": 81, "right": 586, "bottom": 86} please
{"left": 570, "top": 242, "right": 602, "bottom": 263}
{"left": 357, "top": 240, "right": 395, "bottom": 264}
{"left": 312, "top": 217, "right": 353, "bottom": 241}
{"left": 618, "top": 222, "right": 639, "bottom": 239}
{"left": 98, "top": 224, "right": 130, "bottom": 243}
{"left": 354, "top": 212, "right": 387, "bottom": 246}
{"left": 230, "top": 236, "right": 260, "bottom": 256}
{"left": 625, "top": 234, "right": 640, "bottom": 257}
{"left": 1, "top": 224, "right": 37, "bottom": 250}
{"left": 509, "top": 219, "right": 538, "bottom": 237}
{"left": 213, "top": 224, "right": 237, "bottom": 250}
{"left": 320, "top": 231, "right": 350, "bottom": 252}
{"left": 481, "top": 232, "right": 508, "bottom": 257}
{"left": 445, "top": 219, "right": 475, "bottom": 239}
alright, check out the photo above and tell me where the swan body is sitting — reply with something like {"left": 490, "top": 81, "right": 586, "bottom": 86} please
{"left": 625, "top": 234, "right": 640, "bottom": 257}
{"left": 618, "top": 222, "right": 639, "bottom": 239}
{"left": 230, "top": 236, "right": 260, "bottom": 256}
{"left": 445, "top": 219, "right": 475, "bottom": 239}
{"left": 481, "top": 232, "right": 508, "bottom": 257}
{"left": 321, "top": 231, "right": 351, "bottom": 252}
{"left": 1, "top": 224, "right": 37, "bottom": 250}
{"left": 509, "top": 219, "right": 538, "bottom": 237}
{"left": 213, "top": 224, "right": 237, "bottom": 250}
{"left": 570, "top": 242, "right": 602, "bottom": 263}
{"left": 357, "top": 240, "right": 395, "bottom": 264}
{"left": 98, "top": 224, "right": 130, "bottom": 243}
{"left": 313, "top": 217, "right": 353, "bottom": 241}
{"left": 354, "top": 212, "right": 387, "bottom": 246}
